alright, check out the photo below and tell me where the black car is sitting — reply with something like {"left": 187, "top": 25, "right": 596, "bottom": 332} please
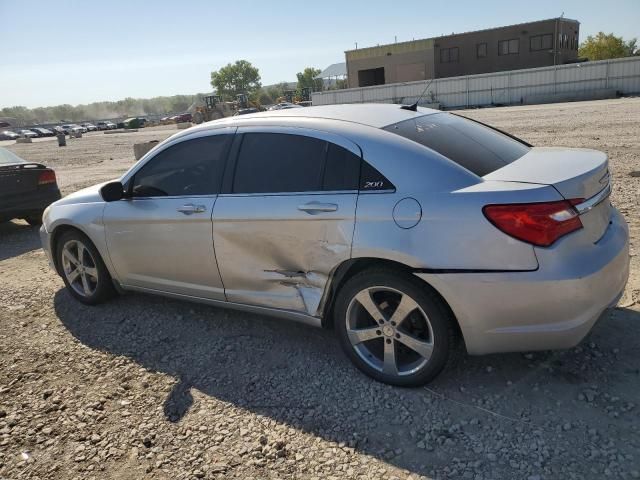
{"left": 0, "top": 147, "right": 61, "bottom": 225}
{"left": 31, "top": 127, "right": 55, "bottom": 137}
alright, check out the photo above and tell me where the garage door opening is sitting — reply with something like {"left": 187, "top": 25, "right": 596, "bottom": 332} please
{"left": 358, "top": 67, "right": 385, "bottom": 87}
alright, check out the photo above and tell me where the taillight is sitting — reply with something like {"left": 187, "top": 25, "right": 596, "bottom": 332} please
{"left": 483, "top": 200, "right": 583, "bottom": 247}
{"left": 38, "top": 169, "right": 57, "bottom": 186}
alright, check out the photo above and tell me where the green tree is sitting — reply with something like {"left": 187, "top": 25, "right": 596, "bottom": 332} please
{"left": 326, "top": 78, "right": 348, "bottom": 90}
{"left": 51, "top": 104, "right": 74, "bottom": 122}
{"left": 579, "top": 32, "right": 638, "bottom": 61}
{"left": 296, "top": 67, "right": 323, "bottom": 94}
{"left": 210, "top": 60, "right": 261, "bottom": 101}
{"left": 255, "top": 89, "right": 274, "bottom": 106}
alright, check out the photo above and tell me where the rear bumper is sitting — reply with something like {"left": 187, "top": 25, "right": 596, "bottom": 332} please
{"left": 0, "top": 188, "right": 61, "bottom": 221}
{"left": 417, "top": 208, "right": 630, "bottom": 355}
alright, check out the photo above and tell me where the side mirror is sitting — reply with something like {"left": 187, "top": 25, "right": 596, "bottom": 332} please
{"left": 100, "top": 181, "right": 125, "bottom": 202}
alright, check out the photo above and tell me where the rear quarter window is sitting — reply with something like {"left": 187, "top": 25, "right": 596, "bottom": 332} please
{"left": 384, "top": 113, "right": 530, "bottom": 176}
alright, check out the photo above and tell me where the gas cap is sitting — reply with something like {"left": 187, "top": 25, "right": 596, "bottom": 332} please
{"left": 393, "top": 197, "right": 422, "bottom": 229}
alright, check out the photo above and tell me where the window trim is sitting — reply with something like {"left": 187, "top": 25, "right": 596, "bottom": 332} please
{"left": 476, "top": 42, "right": 487, "bottom": 58}
{"left": 224, "top": 126, "right": 363, "bottom": 196}
{"left": 498, "top": 38, "right": 520, "bottom": 56}
{"left": 125, "top": 128, "right": 236, "bottom": 199}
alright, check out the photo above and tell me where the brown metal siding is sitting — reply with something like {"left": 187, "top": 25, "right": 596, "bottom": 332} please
{"left": 434, "top": 19, "right": 579, "bottom": 78}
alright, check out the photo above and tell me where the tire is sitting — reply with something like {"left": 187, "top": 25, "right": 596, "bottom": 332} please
{"left": 334, "top": 268, "right": 456, "bottom": 387}
{"left": 55, "top": 229, "right": 116, "bottom": 305}
{"left": 24, "top": 212, "right": 44, "bottom": 226}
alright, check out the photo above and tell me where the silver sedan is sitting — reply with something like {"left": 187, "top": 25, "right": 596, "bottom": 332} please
{"left": 40, "top": 104, "right": 629, "bottom": 386}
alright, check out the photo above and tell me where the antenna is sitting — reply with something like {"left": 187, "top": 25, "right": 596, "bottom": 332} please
{"left": 400, "top": 77, "right": 434, "bottom": 111}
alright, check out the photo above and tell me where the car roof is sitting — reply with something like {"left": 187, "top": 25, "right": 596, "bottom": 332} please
{"left": 231, "top": 103, "right": 440, "bottom": 129}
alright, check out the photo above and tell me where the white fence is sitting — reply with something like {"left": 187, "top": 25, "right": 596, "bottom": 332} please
{"left": 311, "top": 56, "right": 640, "bottom": 109}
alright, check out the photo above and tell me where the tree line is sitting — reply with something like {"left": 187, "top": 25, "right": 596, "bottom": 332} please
{"left": 1, "top": 64, "right": 334, "bottom": 125}
{"left": 4, "top": 32, "right": 634, "bottom": 125}
{"left": 0, "top": 94, "right": 202, "bottom": 125}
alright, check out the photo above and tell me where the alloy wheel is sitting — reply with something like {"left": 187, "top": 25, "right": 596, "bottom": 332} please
{"left": 61, "top": 239, "right": 99, "bottom": 297}
{"left": 346, "top": 286, "right": 434, "bottom": 377}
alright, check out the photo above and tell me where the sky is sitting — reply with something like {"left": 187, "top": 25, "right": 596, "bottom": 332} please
{"left": 1, "top": 0, "right": 638, "bottom": 109}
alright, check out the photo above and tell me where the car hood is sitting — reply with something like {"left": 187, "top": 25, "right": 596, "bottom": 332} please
{"left": 52, "top": 181, "right": 109, "bottom": 206}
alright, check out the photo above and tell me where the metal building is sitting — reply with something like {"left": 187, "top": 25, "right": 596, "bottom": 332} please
{"left": 346, "top": 18, "right": 580, "bottom": 88}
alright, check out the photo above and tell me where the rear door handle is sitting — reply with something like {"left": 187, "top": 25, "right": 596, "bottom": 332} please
{"left": 177, "top": 204, "right": 206, "bottom": 215}
{"left": 297, "top": 202, "right": 338, "bottom": 214}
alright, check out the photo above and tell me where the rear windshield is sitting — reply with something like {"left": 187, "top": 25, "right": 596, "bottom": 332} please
{"left": 0, "top": 147, "right": 26, "bottom": 165}
{"left": 384, "top": 113, "right": 530, "bottom": 176}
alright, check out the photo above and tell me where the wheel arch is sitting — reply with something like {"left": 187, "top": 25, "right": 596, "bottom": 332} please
{"left": 320, "top": 257, "right": 464, "bottom": 346}
{"left": 49, "top": 224, "right": 114, "bottom": 279}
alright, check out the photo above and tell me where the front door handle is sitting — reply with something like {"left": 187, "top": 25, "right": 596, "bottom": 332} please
{"left": 177, "top": 204, "right": 206, "bottom": 215}
{"left": 297, "top": 202, "right": 338, "bottom": 214}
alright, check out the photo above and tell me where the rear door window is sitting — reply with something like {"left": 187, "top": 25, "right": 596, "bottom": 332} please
{"left": 384, "top": 113, "right": 530, "bottom": 176}
{"left": 233, "top": 133, "right": 326, "bottom": 194}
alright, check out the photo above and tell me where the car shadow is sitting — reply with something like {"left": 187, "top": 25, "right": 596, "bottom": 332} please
{"left": 53, "top": 288, "right": 640, "bottom": 477}
{"left": 0, "top": 220, "right": 41, "bottom": 261}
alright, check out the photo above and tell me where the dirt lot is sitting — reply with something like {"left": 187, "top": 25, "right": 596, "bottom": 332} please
{"left": 1, "top": 99, "right": 639, "bottom": 480}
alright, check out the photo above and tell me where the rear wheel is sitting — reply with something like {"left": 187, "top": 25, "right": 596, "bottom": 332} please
{"left": 56, "top": 230, "right": 115, "bottom": 305}
{"left": 334, "top": 269, "right": 456, "bottom": 386}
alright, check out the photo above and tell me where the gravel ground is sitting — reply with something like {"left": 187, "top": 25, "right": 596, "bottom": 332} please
{"left": 1, "top": 99, "right": 639, "bottom": 480}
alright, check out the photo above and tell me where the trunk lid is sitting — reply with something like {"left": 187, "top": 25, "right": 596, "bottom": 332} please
{"left": 0, "top": 163, "right": 41, "bottom": 196}
{"left": 484, "top": 147, "right": 609, "bottom": 200}
{"left": 484, "top": 147, "right": 612, "bottom": 244}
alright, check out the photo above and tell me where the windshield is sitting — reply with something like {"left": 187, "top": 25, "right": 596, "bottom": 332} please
{"left": 0, "top": 147, "right": 26, "bottom": 165}
{"left": 384, "top": 112, "right": 530, "bottom": 176}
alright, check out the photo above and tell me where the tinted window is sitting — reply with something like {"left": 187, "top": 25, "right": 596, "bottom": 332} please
{"left": 132, "top": 135, "right": 231, "bottom": 197}
{"left": 322, "top": 143, "right": 360, "bottom": 191}
{"left": 233, "top": 133, "right": 326, "bottom": 193}
{"left": 384, "top": 113, "right": 530, "bottom": 177}
{"left": 360, "top": 161, "right": 394, "bottom": 191}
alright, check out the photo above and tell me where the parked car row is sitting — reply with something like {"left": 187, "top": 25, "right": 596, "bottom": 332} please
{"left": 96, "top": 121, "right": 118, "bottom": 130}
{"left": 0, "top": 128, "right": 56, "bottom": 139}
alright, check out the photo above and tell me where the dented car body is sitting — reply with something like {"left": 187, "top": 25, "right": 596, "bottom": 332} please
{"left": 40, "top": 104, "right": 629, "bottom": 385}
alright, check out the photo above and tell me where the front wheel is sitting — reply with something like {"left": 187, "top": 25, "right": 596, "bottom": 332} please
{"left": 334, "top": 269, "right": 456, "bottom": 386}
{"left": 56, "top": 230, "right": 116, "bottom": 305}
